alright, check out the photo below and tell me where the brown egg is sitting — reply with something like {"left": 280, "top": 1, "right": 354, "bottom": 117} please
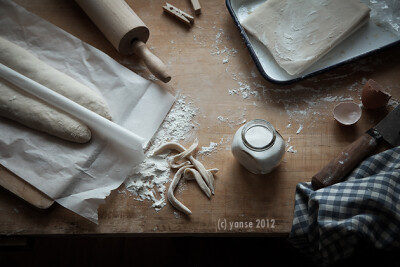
{"left": 361, "top": 79, "right": 391, "bottom": 109}
{"left": 333, "top": 102, "right": 362, "bottom": 126}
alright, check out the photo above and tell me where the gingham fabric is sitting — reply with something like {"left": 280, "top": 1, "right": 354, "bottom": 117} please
{"left": 289, "top": 146, "right": 400, "bottom": 266}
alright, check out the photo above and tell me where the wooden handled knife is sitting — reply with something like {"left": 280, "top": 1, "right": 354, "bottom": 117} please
{"left": 312, "top": 104, "right": 400, "bottom": 190}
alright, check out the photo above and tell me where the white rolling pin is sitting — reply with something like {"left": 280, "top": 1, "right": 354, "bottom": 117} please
{"left": 75, "top": 0, "right": 171, "bottom": 83}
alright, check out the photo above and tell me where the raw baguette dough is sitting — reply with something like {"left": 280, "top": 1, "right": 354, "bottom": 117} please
{"left": 241, "top": 0, "right": 370, "bottom": 75}
{"left": 0, "top": 78, "right": 91, "bottom": 143}
{"left": 0, "top": 37, "right": 112, "bottom": 142}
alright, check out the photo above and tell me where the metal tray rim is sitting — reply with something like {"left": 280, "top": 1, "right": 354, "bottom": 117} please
{"left": 225, "top": 0, "right": 400, "bottom": 85}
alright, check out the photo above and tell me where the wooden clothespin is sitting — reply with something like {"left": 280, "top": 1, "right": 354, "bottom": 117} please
{"left": 190, "top": 0, "right": 201, "bottom": 15}
{"left": 163, "top": 3, "right": 194, "bottom": 26}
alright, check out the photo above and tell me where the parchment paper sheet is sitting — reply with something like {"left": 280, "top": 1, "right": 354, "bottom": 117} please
{"left": 0, "top": 0, "right": 175, "bottom": 223}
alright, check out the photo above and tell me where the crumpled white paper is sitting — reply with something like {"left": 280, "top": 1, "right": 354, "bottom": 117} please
{"left": 0, "top": 0, "right": 175, "bottom": 223}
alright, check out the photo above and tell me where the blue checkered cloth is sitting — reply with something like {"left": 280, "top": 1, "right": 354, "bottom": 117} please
{"left": 289, "top": 146, "right": 400, "bottom": 266}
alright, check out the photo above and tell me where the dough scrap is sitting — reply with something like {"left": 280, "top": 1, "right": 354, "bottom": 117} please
{"left": 154, "top": 140, "right": 218, "bottom": 215}
{"left": 241, "top": 0, "right": 370, "bottom": 75}
{"left": 167, "top": 165, "right": 193, "bottom": 215}
{"left": 184, "top": 168, "right": 211, "bottom": 199}
{"left": 0, "top": 37, "right": 112, "bottom": 142}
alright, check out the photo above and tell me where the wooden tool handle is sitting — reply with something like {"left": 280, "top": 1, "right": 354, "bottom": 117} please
{"left": 132, "top": 41, "right": 171, "bottom": 83}
{"left": 76, "top": 0, "right": 171, "bottom": 83}
{"left": 311, "top": 132, "right": 378, "bottom": 190}
{"left": 0, "top": 165, "right": 54, "bottom": 209}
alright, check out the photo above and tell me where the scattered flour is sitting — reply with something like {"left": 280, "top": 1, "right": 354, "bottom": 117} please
{"left": 215, "top": 30, "right": 223, "bottom": 44}
{"left": 366, "top": 0, "right": 400, "bottom": 36}
{"left": 287, "top": 146, "right": 297, "bottom": 153}
{"left": 224, "top": 77, "right": 376, "bottom": 155}
{"left": 228, "top": 89, "right": 239, "bottom": 95}
{"left": 217, "top": 110, "right": 247, "bottom": 128}
{"left": 285, "top": 137, "right": 297, "bottom": 153}
{"left": 124, "top": 95, "right": 198, "bottom": 212}
{"left": 228, "top": 81, "right": 259, "bottom": 99}
{"left": 237, "top": 3, "right": 263, "bottom": 21}
{"left": 296, "top": 124, "right": 303, "bottom": 134}
{"left": 237, "top": 6, "right": 250, "bottom": 21}
{"left": 319, "top": 95, "right": 354, "bottom": 103}
{"left": 198, "top": 142, "right": 219, "bottom": 155}
{"left": 210, "top": 28, "right": 239, "bottom": 64}
{"left": 389, "top": 98, "right": 399, "bottom": 108}
{"left": 197, "top": 138, "right": 225, "bottom": 156}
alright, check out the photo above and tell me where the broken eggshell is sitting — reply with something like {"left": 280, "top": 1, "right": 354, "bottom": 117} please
{"left": 333, "top": 102, "right": 362, "bottom": 126}
{"left": 361, "top": 79, "right": 391, "bottom": 109}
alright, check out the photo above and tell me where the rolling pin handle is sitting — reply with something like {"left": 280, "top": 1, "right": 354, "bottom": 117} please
{"left": 132, "top": 40, "right": 171, "bottom": 83}
{"left": 311, "top": 132, "right": 379, "bottom": 190}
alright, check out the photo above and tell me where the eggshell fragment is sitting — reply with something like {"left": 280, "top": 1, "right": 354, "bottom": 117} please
{"left": 361, "top": 79, "right": 391, "bottom": 109}
{"left": 333, "top": 102, "right": 362, "bottom": 126}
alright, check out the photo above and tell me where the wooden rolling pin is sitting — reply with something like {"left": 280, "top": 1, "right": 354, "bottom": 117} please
{"left": 76, "top": 0, "right": 171, "bottom": 83}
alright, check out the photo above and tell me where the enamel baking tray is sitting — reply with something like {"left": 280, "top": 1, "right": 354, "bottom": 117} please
{"left": 226, "top": 0, "right": 400, "bottom": 84}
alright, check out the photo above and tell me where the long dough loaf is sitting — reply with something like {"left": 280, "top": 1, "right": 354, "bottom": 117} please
{"left": 0, "top": 37, "right": 112, "bottom": 143}
{"left": 0, "top": 78, "right": 92, "bottom": 143}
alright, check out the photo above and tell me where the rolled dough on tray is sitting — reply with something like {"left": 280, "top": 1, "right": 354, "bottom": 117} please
{"left": 241, "top": 0, "right": 371, "bottom": 75}
{"left": 0, "top": 37, "right": 111, "bottom": 143}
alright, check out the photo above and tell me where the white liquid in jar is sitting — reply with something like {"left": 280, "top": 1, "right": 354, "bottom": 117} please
{"left": 244, "top": 125, "right": 273, "bottom": 149}
{"left": 231, "top": 119, "right": 285, "bottom": 174}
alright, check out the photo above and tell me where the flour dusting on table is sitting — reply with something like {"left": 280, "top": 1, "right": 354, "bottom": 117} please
{"left": 197, "top": 138, "right": 225, "bottom": 156}
{"left": 225, "top": 74, "right": 388, "bottom": 155}
{"left": 124, "top": 95, "right": 198, "bottom": 211}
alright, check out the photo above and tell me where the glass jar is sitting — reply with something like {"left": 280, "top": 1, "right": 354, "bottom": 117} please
{"left": 231, "top": 119, "right": 285, "bottom": 174}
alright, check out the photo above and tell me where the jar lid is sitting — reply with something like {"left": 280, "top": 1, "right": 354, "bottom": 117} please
{"left": 242, "top": 119, "right": 276, "bottom": 151}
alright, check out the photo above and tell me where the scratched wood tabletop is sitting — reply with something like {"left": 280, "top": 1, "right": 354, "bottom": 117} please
{"left": 0, "top": 0, "right": 399, "bottom": 235}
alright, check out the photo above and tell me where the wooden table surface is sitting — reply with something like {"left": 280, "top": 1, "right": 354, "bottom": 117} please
{"left": 1, "top": 0, "right": 399, "bottom": 236}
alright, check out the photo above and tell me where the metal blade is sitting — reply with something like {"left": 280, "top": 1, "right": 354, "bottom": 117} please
{"left": 374, "top": 104, "right": 400, "bottom": 147}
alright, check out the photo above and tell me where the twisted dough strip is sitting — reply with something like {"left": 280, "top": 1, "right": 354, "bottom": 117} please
{"left": 184, "top": 168, "right": 211, "bottom": 199}
{"left": 171, "top": 138, "right": 199, "bottom": 163}
{"left": 167, "top": 165, "right": 193, "bottom": 215}
{"left": 189, "top": 156, "right": 215, "bottom": 194}
{"left": 153, "top": 142, "right": 191, "bottom": 168}
{"left": 153, "top": 142, "right": 185, "bottom": 155}
{"left": 170, "top": 160, "right": 191, "bottom": 169}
